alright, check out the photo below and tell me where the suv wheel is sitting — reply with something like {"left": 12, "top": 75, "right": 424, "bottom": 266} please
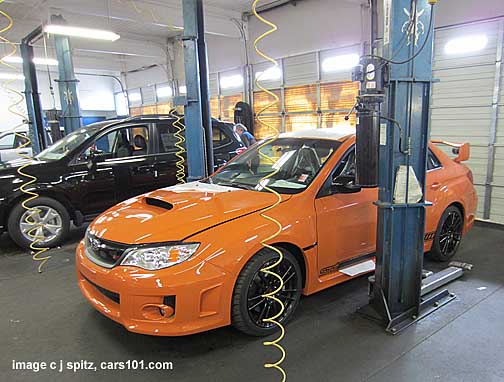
{"left": 8, "top": 197, "right": 70, "bottom": 249}
{"left": 231, "top": 248, "right": 302, "bottom": 336}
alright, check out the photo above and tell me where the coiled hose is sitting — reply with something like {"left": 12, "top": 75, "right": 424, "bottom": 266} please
{"left": 0, "top": 2, "right": 51, "bottom": 272}
{"left": 252, "top": 1, "right": 287, "bottom": 381}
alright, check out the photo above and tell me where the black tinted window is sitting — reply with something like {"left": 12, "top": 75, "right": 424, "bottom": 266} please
{"left": 213, "top": 126, "right": 232, "bottom": 147}
{"left": 157, "top": 123, "right": 180, "bottom": 153}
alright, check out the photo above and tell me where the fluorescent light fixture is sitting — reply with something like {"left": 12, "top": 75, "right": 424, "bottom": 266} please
{"left": 445, "top": 34, "right": 488, "bottom": 55}
{"left": 1, "top": 56, "right": 59, "bottom": 66}
{"left": 256, "top": 66, "right": 282, "bottom": 81}
{"left": 179, "top": 85, "right": 187, "bottom": 94}
{"left": 220, "top": 74, "right": 243, "bottom": 89}
{"left": 322, "top": 53, "right": 360, "bottom": 73}
{"left": 128, "top": 92, "right": 142, "bottom": 103}
{"left": 156, "top": 86, "right": 173, "bottom": 98}
{"left": 44, "top": 24, "right": 120, "bottom": 42}
{"left": 0, "top": 72, "right": 25, "bottom": 80}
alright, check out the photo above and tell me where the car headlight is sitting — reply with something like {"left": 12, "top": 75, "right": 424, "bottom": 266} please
{"left": 120, "top": 243, "right": 200, "bottom": 270}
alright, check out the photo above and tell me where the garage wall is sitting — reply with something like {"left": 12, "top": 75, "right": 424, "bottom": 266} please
{"left": 0, "top": 69, "right": 118, "bottom": 133}
{"left": 430, "top": 18, "right": 504, "bottom": 224}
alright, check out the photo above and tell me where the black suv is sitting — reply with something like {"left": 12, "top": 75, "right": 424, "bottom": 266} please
{"left": 0, "top": 115, "right": 243, "bottom": 249}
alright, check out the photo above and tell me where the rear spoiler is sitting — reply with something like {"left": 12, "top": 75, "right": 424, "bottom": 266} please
{"left": 431, "top": 140, "right": 470, "bottom": 163}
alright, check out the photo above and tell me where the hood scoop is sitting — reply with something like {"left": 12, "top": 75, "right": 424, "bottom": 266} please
{"left": 145, "top": 197, "right": 174, "bottom": 211}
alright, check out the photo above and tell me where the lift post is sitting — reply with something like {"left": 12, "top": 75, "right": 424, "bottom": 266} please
{"left": 52, "top": 15, "right": 82, "bottom": 135}
{"left": 181, "top": 0, "right": 213, "bottom": 181}
{"left": 355, "top": 0, "right": 459, "bottom": 333}
{"left": 20, "top": 26, "right": 48, "bottom": 154}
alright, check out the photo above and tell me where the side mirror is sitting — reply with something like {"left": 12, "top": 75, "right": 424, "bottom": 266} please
{"left": 85, "top": 148, "right": 101, "bottom": 170}
{"left": 331, "top": 176, "right": 362, "bottom": 194}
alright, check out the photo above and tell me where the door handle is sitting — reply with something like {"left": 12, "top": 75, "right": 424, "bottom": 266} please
{"left": 430, "top": 182, "right": 440, "bottom": 190}
{"left": 134, "top": 164, "right": 155, "bottom": 174}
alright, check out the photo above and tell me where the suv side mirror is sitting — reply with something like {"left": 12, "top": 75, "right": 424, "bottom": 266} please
{"left": 331, "top": 175, "right": 362, "bottom": 194}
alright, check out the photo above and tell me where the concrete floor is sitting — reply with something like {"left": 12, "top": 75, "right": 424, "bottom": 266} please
{"left": 1, "top": 224, "right": 503, "bottom": 382}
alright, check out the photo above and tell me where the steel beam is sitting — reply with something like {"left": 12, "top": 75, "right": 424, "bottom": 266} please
{"left": 52, "top": 15, "right": 82, "bottom": 135}
{"left": 20, "top": 26, "right": 47, "bottom": 154}
{"left": 182, "top": 0, "right": 211, "bottom": 180}
{"left": 358, "top": 0, "right": 436, "bottom": 325}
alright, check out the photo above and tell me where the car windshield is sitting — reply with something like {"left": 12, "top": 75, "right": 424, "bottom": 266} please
{"left": 36, "top": 123, "right": 109, "bottom": 161}
{"left": 209, "top": 137, "right": 341, "bottom": 194}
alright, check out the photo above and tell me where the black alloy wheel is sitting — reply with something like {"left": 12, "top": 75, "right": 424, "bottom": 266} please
{"left": 428, "top": 205, "right": 463, "bottom": 262}
{"left": 232, "top": 248, "right": 302, "bottom": 336}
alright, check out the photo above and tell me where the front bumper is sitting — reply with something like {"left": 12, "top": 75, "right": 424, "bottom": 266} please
{"left": 76, "top": 241, "right": 233, "bottom": 336}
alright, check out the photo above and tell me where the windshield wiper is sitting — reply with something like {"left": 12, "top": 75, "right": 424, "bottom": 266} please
{"left": 216, "top": 182, "right": 255, "bottom": 191}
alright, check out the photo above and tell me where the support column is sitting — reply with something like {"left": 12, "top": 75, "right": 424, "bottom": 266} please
{"left": 182, "top": 0, "right": 212, "bottom": 180}
{"left": 20, "top": 26, "right": 47, "bottom": 154}
{"left": 358, "top": 0, "right": 437, "bottom": 333}
{"left": 52, "top": 15, "right": 82, "bottom": 135}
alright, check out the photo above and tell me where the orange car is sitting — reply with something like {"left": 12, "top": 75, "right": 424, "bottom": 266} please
{"left": 76, "top": 127, "right": 477, "bottom": 336}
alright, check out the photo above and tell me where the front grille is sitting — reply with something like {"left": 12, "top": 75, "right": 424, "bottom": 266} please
{"left": 83, "top": 274, "right": 120, "bottom": 304}
{"left": 85, "top": 233, "right": 129, "bottom": 268}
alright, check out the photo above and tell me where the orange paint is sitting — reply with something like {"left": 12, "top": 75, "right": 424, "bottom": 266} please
{"left": 76, "top": 132, "right": 477, "bottom": 336}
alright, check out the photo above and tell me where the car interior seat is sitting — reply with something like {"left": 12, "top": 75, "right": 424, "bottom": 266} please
{"left": 133, "top": 135, "right": 148, "bottom": 156}
{"left": 116, "top": 132, "right": 133, "bottom": 158}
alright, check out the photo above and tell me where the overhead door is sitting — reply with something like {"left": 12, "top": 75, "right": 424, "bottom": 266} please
{"left": 430, "top": 20, "right": 502, "bottom": 220}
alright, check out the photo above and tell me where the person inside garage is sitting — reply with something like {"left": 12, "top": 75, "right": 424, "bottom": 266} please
{"left": 234, "top": 123, "right": 256, "bottom": 148}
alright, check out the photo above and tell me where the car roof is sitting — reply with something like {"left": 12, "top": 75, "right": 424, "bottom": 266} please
{"left": 279, "top": 126, "right": 356, "bottom": 141}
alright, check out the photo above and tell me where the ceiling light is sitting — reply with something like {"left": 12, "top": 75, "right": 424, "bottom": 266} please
{"left": 0, "top": 72, "right": 25, "bottom": 80}
{"left": 128, "top": 92, "right": 142, "bottom": 103}
{"left": 445, "top": 34, "right": 488, "bottom": 55}
{"left": 1, "top": 56, "right": 59, "bottom": 66}
{"left": 256, "top": 66, "right": 282, "bottom": 81}
{"left": 322, "top": 53, "right": 360, "bottom": 73}
{"left": 157, "top": 86, "right": 173, "bottom": 98}
{"left": 44, "top": 24, "right": 120, "bottom": 42}
{"left": 220, "top": 74, "right": 243, "bottom": 89}
{"left": 179, "top": 85, "right": 187, "bottom": 94}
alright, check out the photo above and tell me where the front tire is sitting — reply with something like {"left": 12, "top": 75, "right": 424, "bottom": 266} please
{"left": 8, "top": 197, "right": 70, "bottom": 249}
{"left": 428, "top": 205, "right": 463, "bottom": 262}
{"left": 231, "top": 248, "right": 302, "bottom": 336}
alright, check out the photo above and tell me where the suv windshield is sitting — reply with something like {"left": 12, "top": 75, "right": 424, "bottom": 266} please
{"left": 209, "top": 138, "right": 341, "bottom": 194}
{"left": 36, "top": 123, "right": 109, "bottom": 161}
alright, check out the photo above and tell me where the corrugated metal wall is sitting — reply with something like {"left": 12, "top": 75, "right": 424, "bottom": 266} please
{"left": 430, "top": 18, "right": 504, "bottom": 223}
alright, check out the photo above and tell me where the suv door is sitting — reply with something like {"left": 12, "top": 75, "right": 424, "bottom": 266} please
{"left": 71, "top": 124, "right": 155, "bottom": 216}
{"left": 315, "top": 146, "right": 378, "bottom": 277}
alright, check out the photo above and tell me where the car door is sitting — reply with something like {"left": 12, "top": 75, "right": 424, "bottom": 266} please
{"left": 71, "top": 124, "right": 156, "bottom": 216}
{"left": 152, "top": 120, "right": 183, "bottom": 187}
{"left": 314, "top": 147, "right": 378, "bottom": 276}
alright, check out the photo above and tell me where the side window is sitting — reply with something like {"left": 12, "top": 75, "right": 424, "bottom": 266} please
{"left": 213, "top": 125, "right": 232, "bottom": 147}
{"left": 318, "top": 147, "right": 356, "bottom": 198}
{"left": 0, "top": 133, "right": 15, "bottom": 149}
{"left": 81, "top": 125, "right": 149, "bottom": 161}
{"left": 157, "top": 122, "right": 182, "bottom": 153}
{"left": 13, "top": 134, "right": 29, "bottom": 148}
{"left": 427, "top": 149, "right": 442, "bottom": 171}
{"left": 333, "top": 148, "right": 356, "bottom": 181}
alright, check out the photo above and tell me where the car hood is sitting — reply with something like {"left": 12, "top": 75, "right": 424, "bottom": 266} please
{"left": 89, "top": 181, "right": 291, "bottom": 245}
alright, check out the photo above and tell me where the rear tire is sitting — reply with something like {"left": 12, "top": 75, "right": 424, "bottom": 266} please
{"left": 427, "top": 205, "right": 463, "bottom": 262}
{"left": 231, "top": 248, "right": 302, "bottom": 336}
{"left": 8, "top": 197, "right": 70, "bottom": 249}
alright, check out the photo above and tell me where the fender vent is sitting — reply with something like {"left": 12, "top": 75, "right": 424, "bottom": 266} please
{"left": 145, "top": 197, "right": 174, "bottom": 211}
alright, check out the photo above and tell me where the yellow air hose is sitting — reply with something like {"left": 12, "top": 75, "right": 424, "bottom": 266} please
{"left": 169, "top": 108, "right": 187, "bottom": 184}
{"left": 252, "top": 1, "right": 286, "bottom": 381}
{"left": 0, "top": 2, "right": 51, "bottom": 272}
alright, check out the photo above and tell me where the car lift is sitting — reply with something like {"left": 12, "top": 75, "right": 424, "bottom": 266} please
{"left": 354, "top": 0, "right": 471, "bottom": 334}
{"left": 21, "top": 15, "right": 82, "bottom": 154}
